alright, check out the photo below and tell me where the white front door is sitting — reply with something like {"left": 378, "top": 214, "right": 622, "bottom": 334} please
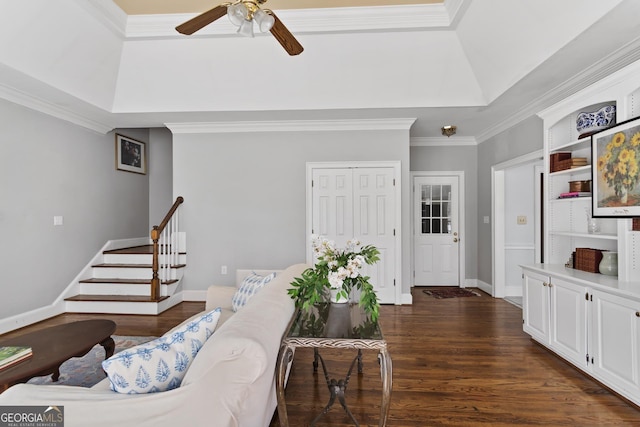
{"left": 311, "top": 167, "right": 396, "bottom": 303}
{"left": 413, "top": 175, "right": 460, "bottom": 286}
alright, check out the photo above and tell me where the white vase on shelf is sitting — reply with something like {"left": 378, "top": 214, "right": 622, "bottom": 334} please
{"left": 599, "top": 251, "right": 618, "bottom": 276}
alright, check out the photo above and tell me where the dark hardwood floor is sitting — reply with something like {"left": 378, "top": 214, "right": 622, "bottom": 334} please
{"left": 2, "top": 289, "right": 638, "bottom": 426}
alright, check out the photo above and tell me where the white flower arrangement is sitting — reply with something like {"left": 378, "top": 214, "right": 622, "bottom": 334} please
{"left": 289, "top": 235, "right": 381, "bottom": 320}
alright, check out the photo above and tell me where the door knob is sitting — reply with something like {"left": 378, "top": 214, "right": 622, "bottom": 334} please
{"left": 453, "top": 238, "right": 458, "bottom": 243}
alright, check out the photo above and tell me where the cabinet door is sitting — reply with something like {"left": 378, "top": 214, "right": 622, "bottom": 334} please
{"left": 523, "top": 270, "right": 550, "bottom": 343}
{"left": 590, "top": 289, "right": 640, "bottom": 399}
{"left": 549, "top": 278, "right": 588, "bottom": 368}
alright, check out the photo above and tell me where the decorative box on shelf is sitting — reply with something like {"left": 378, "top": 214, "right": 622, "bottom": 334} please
{"left": 633, "top": 218, "right": 640, "bottom": 231}
{"left": 550, "top": 152, "right": 571, "bottom": 172}
{"left": 574, "top": 248, "right": 603, "bottom": 273}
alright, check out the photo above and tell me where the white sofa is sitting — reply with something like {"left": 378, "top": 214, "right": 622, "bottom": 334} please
{"left": 0, "top": 263, "right": 309, "bottom": 427}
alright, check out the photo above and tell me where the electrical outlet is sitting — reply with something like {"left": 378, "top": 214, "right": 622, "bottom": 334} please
{"left": 221, "top": 265, "right": 228, "bottom": 275}
{"left": 517, "top": 215, "right": 527, "bottom": 225}
{"left": 53, "top": 216, "right": 63, "bottom": 226}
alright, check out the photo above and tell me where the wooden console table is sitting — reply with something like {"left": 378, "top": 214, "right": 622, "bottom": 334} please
{"left": 275, "top": 303, "right": 392, "bottom": 426}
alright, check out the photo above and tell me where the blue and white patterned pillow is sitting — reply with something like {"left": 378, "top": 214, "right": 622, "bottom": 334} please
{"left": 231, "top": 272, "right": 277, "bottom": 312}
{"left": 102, "top": 307, "right": 221, "bottom": 394}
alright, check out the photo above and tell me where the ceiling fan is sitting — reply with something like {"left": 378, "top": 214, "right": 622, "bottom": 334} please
{"left": 175, "top": 0, "right": 304, "bottom": 56}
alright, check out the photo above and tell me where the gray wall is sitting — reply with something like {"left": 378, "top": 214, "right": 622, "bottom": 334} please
{"left": 410, "top": 144, "right": 479, "bottom": 282}
{"left": 476, "top": 115, "right": 543, "bottom": 285}
{"left": 0, "top": 100, "right": 150, "bottom": 319}
{"left": 172, "top": 129, "right": 412, "bottom": 297}
{"left": 148, "top": 127, "right": 173, "bottom": 226}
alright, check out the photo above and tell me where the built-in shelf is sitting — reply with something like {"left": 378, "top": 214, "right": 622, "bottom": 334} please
{"left": 550, "top": 231, "right": 618, "bottom": 240}
{"left": 550, "top": 137, "right": 591, "bottom": 153}
{"left": 550, "top": 197, "right": 592, "bottom": 204}
{"left": 549, "top": 165, "right": 590, "bottom": 176}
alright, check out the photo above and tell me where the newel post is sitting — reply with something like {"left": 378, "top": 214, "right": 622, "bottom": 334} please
{"left": 150, "top": 225, "right": 160, "bottom": 301}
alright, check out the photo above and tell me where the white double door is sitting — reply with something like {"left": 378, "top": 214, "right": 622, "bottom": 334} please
{"left": 310, "top": 166, "right": 397, "bottom": 304}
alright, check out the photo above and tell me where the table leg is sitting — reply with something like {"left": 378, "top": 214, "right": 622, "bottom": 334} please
{"left": 276, "top": 343, "right": 295, "bottom": 427}
{"left": 313, "top": 348, "right": 319, "bottom": 373}
{"left": 378, "top": 348, "right": 393, "bottom": 427}
{"left": 311, "top": 351, "right": 360, "bottom": 427}
{"left": 51, "top": 367, "right": 61, "bottom": 382}
{"left": 100, "top": 336, "right": 115, "bottom": 359}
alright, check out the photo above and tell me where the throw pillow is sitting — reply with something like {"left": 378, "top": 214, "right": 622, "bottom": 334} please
{"left": 231, "top": 271, "right": 277, "bottom": 312}
{"left": 102, "top": 307, "right": 221, "bottom": 394}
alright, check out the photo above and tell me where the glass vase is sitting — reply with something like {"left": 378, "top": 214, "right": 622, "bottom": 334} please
{"left": 585, "top": 207, "right": 600, "bottom": 234}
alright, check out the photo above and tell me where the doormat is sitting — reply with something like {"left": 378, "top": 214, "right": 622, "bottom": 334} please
{"left": 423, "top": 288, "right": 481, "bottom": 299}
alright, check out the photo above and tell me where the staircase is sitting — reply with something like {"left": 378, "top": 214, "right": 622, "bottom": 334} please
{"left": 64, "top": 244, "right": 186, "bottom": 315}
{"left": 63, "top": 197, "right": 187, "bottom": 315}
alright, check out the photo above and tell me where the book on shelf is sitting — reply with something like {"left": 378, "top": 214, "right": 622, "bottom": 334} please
{"left": 0, "top": 346, "right": 33, "bottom": 371}
{"left": 558, "top": 192, "right": 591, "bottom": 199}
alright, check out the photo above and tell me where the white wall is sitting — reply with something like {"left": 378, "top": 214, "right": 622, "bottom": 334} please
{"left": 0, "top": 99, "right": 149, "bottom": 320}
{"left": 504, "top": 162, "right": 539, "bottom": 295}
{"left": 172, "top": 126, "right": 411, "bottom": 299}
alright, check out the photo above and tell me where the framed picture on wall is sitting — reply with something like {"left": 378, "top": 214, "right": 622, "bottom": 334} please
{"left": 115, "top": 133, "right": 146, "bottom": 175}
{"left": 591, "top": 116, "right": 640, "bottom": 217}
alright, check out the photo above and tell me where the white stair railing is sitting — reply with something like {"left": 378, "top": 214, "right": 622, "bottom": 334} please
{"left": 151, "top": 197, "right": 184, "bottom": 300}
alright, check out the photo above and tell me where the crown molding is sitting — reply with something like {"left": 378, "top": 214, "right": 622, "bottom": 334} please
{"left": 0, "top": 83, "right": 113, "bottom": 134}
{"left": 125, "top": 4, "right": 451, "bottom": 39}
{"left": 78, "top": 0, "right": 128, "bottom": 38}
{"left": 476, "top": 35, "right": 640, "bottom": 144}
{"left": 411, "top": 136, "right": 477, "bottom": 147}
{"left": 166, "top": 118, "right": 416, "bottom": 134}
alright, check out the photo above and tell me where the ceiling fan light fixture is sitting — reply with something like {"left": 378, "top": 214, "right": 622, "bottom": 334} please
{"left": 237, "top": 18, "right": 255, "bottom": 37}
{"left": 227, "top": 2, "right": 248, "bottom": 26}
{"left": 254, "top": 9, "right": 275, "bottom": 32}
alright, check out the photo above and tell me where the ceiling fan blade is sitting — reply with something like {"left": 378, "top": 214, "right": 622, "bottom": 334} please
{"left": 267, "top": 11, "right": 304, "bottom": 56}
{"left": 176, "top": 4, "right": 228, "bottom": 35}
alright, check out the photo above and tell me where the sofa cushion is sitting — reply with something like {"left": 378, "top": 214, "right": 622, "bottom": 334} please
{"left": 231, "top": 272, "right": 277, "bottom": 312}
{"left": 102, "top": 307, "right": 221, "bottom": 394}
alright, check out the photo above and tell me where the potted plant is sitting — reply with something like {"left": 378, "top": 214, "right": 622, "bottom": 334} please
{"left": 288, "top": 235, "right": 381, "bottom": 321}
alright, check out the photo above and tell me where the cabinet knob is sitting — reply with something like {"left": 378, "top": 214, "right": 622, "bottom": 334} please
{"left": 543, "top": 282, "right": 548, "bottom": 287}
{"left": 636, "top": 312, "right": 640, "bottom": 317}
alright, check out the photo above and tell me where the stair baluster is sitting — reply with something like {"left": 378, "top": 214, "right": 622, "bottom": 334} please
{"left": 151, "top": 197, "right": 184, "bottom": 301}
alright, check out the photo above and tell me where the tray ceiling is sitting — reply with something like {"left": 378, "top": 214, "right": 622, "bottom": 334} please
{"left": 113, "top": 0, "right": 443, "bottom": 15}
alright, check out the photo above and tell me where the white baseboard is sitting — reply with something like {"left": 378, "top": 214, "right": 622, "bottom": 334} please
{"left": 180, "top": 290, "right": 207, "bottom": 302}
{"left": 464, "top": 279, "right": 493, "bottom": 296}
{"left": 0, "top": 303, "right": 64, "bottom": 335}
{"left": 400, "top": 292, "right": 413, "bottom": 305}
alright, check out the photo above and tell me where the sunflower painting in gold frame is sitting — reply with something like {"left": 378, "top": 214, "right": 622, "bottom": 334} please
{"left": 592, "top": 116, "right": 640, "bottom": 217}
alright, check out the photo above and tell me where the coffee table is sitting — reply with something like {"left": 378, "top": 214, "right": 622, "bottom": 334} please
{"left": 0, "top": 319, "right": 116, "bottom": 392}
{"left": 276, "top": 303, "right": 392, "bottom": 426}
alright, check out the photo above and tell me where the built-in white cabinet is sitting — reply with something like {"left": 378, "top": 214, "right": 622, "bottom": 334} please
{"left": 523, "top": 269, "right": 587, "bottom": 369}
{"left": 522, "top": 265, "right": 640, "bottom": 407}
{"left": 538, "top": 61, "right": 640, "bottom": 281}
{"left": 590, "top": 289, "right": 640, "bottom": 400}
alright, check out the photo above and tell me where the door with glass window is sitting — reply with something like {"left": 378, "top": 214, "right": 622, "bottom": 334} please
{"left": 413, "top": 176, "right": 460, "bottom": 286}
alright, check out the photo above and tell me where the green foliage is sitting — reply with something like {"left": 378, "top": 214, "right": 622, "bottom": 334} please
{"left": 288, "top": 237, "right": 381, "bottom": 321}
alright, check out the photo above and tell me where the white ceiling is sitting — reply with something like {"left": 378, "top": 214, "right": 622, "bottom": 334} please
{"left": 1, "top": 0, "right": 640, "bottom": 142}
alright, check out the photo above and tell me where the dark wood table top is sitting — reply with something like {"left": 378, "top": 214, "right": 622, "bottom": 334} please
{"left": 0, "top": 319, "right": 116, "bottom": 390}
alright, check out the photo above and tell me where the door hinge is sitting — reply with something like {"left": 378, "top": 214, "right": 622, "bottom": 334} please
{"left": 586, "top": 354, "right": 589, "bottom": 363}
{"left": 393, "top": 229, "right": 396, "bottom": 236}
{"left": 585, "top": 292, "right": 589, "bottom": 301}
{"left": 393, "top": 179, "right": 396, "bottom": 186}
{"left": 393, "top": 279, "right": 396, "bottom": 287}
{"left": 311, "top": 180, "right": 314, "bottom": 187}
